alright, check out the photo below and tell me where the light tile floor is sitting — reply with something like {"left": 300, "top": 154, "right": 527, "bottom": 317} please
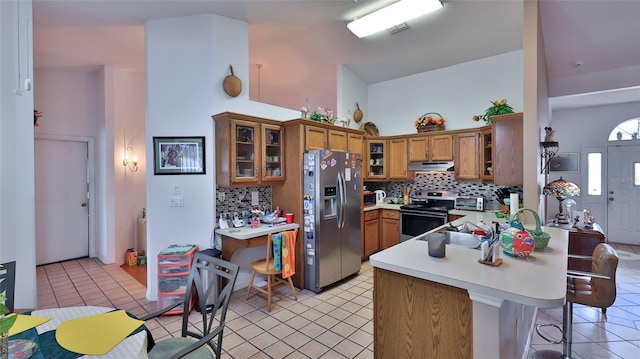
{"left": 37, "top": 243, "right": 640, "bottom": 359}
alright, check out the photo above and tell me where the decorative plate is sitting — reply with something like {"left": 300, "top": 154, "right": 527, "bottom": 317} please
{"left": 359, "top": 122, "right": 379, "bottom": 136}
{"left": 9, "top": 339, "right": 37, "bottom": 359}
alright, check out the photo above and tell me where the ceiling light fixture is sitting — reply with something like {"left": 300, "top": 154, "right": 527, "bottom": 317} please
{"left": 347, "top": 0, "right": 443, "bottom": 38}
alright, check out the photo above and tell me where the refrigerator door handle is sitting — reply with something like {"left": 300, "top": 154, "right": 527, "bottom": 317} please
{"left": 339, "top": 171, "right": 347, "bottom": 229}
{"left": 337, "top": 172, "right": 344, "bottom": 229}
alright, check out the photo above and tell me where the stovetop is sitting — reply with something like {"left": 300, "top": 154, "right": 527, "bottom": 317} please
{"left": 399, "top": 190, "right": 458, "bottom": 213}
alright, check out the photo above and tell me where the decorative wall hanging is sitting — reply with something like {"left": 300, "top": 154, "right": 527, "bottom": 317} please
{"left": 353, "top": 103, "right": 363, "bottom": 123}
{"left": 153, "top": 137, "right": 206, "bottom": 175}
{"left": 223, "top": 65, "right": 242, "bottom": 97}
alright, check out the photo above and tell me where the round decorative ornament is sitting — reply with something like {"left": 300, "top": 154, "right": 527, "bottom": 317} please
{"left": 353, "top": 102, "right": 363, "bottom": 123}
{"left": 223, "top": 65, "right": 242, "bottom": 97}
{"left": 500, "top": 227, "right": 535, "bottom": 258}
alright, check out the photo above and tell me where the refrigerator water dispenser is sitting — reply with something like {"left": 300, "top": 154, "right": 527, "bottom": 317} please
{"left": 324, "top": 186, "right": 337, "bottom": 218}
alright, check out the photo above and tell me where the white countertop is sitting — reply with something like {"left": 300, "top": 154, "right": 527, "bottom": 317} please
{"left": 215, "top": 223, "right": 300, "bottom": 240}
{"left": 369, "top": 210, "right": 569, "bottom": 308}
{"left": 363, "top": 203, "right": 402, "bottom": 211}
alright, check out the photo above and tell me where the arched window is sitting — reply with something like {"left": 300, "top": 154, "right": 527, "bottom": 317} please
{"left": 608, "top": 117, "right": 640, "bottom": 141}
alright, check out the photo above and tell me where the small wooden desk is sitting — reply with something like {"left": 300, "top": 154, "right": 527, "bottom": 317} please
{"left": 215, "top": 223, "right": 300, "bottom": 261}
{"left": 546, "top": 222, "right": 606, "bottom": 271}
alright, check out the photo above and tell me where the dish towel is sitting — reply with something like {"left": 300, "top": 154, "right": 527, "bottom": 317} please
{"left": 281, "top": 231, "right": 296, "bottom": 279}
{"left": 272, "top": 233, "right": 282, "bottom": 272}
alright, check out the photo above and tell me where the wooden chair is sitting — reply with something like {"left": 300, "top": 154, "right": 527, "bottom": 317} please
{"left": 246, "top": 229, "right": 298, "bottom": 311}
{"left": 141, "top": 253, "right": 239, "bottom": 359}
{"left": 534, "top": 243, "right": 618, "bottom": 359}
{"left": 0, "top": 261, "right": 16, "bottom": 312}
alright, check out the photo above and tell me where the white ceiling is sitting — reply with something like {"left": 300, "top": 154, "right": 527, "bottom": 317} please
{"left": 32, "top": 0, "right": 640, "bottom": 111}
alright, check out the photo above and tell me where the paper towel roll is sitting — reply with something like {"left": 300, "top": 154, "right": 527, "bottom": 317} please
{"left": 510, "top": 193, "right": 519, "bottom": 216}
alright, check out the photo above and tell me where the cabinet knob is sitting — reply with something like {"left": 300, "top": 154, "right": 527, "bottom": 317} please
{"left": 609, "top": 197, "right": 614, "bottom": 202}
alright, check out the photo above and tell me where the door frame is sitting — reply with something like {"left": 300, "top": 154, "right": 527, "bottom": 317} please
{"left": 35, "top": 134, "right": 97, "bottom": 259}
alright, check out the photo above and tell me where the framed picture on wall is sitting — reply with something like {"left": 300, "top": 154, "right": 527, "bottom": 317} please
{"left": 153, "top": 136, "right": 206, "bottom": 175}
{"left": 549, "top": 152, "right": 579, "bottom": 172}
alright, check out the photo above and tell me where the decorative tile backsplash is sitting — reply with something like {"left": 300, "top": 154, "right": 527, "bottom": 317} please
{"left": 220, "top": 173, "right": 522, "bottom": 220}
{"left": 215, "top": 186, "right": 272, "bottom": 219}
{"left": 365, "top": 172, "right": 522, "bottom": 209}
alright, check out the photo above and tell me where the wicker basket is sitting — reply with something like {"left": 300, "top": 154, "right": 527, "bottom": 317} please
{"left": 417, "top": 124, "right": 445, "bottom": 133}
{"left": 416, "top": 112, "right": 446, "bottom": 133}
{"left": 509, "top": 208, "right": 551, "bottom": 250}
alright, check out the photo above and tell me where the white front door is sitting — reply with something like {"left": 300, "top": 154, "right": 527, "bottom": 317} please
{"left": 606, "top": 145, "right": 640, "bottom": 244}
{"left": 35, "top": 138, "right": 90, "bottom": 264}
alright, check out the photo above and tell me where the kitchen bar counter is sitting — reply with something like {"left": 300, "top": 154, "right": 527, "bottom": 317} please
{"left": 370, "top": 210, "right": 569, "bottom": 358}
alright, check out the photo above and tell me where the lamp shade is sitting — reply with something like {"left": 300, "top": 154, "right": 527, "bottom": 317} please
{"left": 543, "top": 177, "right": 581, "bottom": 198}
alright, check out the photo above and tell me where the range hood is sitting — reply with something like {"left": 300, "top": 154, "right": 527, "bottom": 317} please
{"left": 408, "top": 161, "right": 454, "bottom": 172}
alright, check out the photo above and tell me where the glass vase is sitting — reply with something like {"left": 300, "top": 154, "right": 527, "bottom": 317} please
{"left": 0, "top": 331, "right": 8, "bottom": 359}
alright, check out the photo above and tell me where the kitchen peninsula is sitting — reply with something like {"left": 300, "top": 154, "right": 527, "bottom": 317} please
{"left": 370, "top": 213, "right": 569, "bottom": 359}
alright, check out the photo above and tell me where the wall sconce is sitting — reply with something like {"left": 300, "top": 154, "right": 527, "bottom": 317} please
{"left": 123, "top": 146, "right": 138, "bottom": 172}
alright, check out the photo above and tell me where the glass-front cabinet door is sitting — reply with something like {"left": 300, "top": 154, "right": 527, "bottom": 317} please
{"left": 262, "top": 124, "right": 285, "bottom": 182}
{"left": 366, "top": 139, "right": 387, "bottom": 180}
{"left": 231, "top": 120, "right": 260, "bottom": 182}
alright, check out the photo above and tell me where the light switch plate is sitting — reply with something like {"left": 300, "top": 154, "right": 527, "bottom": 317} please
{"left": 251, "top": 191, "right": 259, "bottom": 206}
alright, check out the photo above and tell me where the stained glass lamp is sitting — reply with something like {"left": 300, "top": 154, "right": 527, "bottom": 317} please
{"left": 543, "top": 177, "right": 581, "bottom": 224}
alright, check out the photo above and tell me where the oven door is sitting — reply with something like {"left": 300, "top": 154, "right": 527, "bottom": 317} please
{"left": 400, "top": 210, "right": 448, "bottom": 242}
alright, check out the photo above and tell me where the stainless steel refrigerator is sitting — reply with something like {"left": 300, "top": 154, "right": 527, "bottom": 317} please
{"left": 303, "top": 150, "right": 362, "bottom": 293}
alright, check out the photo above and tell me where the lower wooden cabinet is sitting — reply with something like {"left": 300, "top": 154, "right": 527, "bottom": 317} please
{"left": 380, "top": 209, "right": 400, "bottom": 249}
{"left": 363, "top": 210, "right": 380, "bottom": 260}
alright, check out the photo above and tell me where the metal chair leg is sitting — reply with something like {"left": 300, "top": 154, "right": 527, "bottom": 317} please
{"left": 533, "top": 301, "right": 573, "bottom": 359}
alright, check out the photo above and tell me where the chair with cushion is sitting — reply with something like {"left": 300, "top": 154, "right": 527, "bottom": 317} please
{"left": 534, "top": 243, "right": 618, "bottom": 359}
{"left": 0, "top": 261, "right": 16, "bottom": 312}
{"left": 246, "top": 229, "right": 298, "bottom": 312}
{"left": 142, "top": 253, "right": 239, "bottom": 359}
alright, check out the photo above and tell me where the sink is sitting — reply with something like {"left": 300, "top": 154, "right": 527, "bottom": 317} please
{"left": 437, "top": 230, "right": 484, "bottom": 249}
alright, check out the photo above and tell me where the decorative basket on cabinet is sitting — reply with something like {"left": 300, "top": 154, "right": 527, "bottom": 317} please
{"left": 415, "top": 112, "right": 446, "bottom": 133}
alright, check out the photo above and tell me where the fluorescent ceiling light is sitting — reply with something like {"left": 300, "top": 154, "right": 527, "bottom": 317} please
{"left": 347, "top": 0, "right": 443, "bottom": 38}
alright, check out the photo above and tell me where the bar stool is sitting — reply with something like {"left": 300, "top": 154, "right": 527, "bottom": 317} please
{"left": 246, "top": 229, "right": 298, "bottom": 311}
{"left": 534, "top": 243, "right": 618, "bottom": 359}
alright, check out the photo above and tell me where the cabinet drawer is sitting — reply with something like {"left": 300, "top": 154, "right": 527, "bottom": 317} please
{"left": 158, "top": 295, "right": 185, "bottom": 311}
{"left": 158, "top": 274, "right": 189, "bottom": 293}
{"left": 381, "top": 209, "right": 399, "bottom": 220}
{"left": 159, "top": 265, "right": 189, "bottom": 274}
{"left": 364, "top": 210, "right": 379, "bottom": 221}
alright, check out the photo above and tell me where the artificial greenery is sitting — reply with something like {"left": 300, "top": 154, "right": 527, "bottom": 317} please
{"left": 473, "top": 99, "right": 514, "bottom": 124}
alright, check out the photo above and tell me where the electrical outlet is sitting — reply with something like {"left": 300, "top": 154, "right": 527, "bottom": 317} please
{"left": 170, "top": 195, "right": 184, "bottom": 207}
{"left": 217, "top": 192, "right": 225, "bottom": 201}
{"left": 174, "top": 185, "right": 181, "bottom": 194}
{"left": 251, "top": 191, "right": 259, "bottom": 206}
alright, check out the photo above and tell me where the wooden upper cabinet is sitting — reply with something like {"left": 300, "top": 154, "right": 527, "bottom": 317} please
{"left": 388, "top": 139, "right": 408, "bottom": 180}
{"left": 408, "top": 134, "right": 453, "bottom": 162}
{"left": 305, "top": 125, "right": 327, "bottom": 150}
{"left": 492, "top": 113, "right": 523, "bottom": 185}
{"left": 328, "top": 129, "right": 348, "bottom": 151}
{"left": 408, "top": 137, "right": 428, "bottom": 162}
{"left": 348, "top": 133, "right": 364, "bottom": 155}
{"left": 365, "top": 139, "right": 387, "bottom": 180}
{"left": 480, "top": 126, "right": 493, "bottom": 182}
{"left": 213, "top": 112, "right": 285, "bottom": 187}
{"left": 429, "top": 134, "right": 454, "bottom": 161}
{"left": 454, "top": 130, "right": 481, "bottom": 181}
{"left": 261, "top": 124, "right": 285, "bottom": 182}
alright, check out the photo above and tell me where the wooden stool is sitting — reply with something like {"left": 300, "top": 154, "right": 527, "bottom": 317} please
{"left": 245, "top": 229, "right": 298, "bottom": 311}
